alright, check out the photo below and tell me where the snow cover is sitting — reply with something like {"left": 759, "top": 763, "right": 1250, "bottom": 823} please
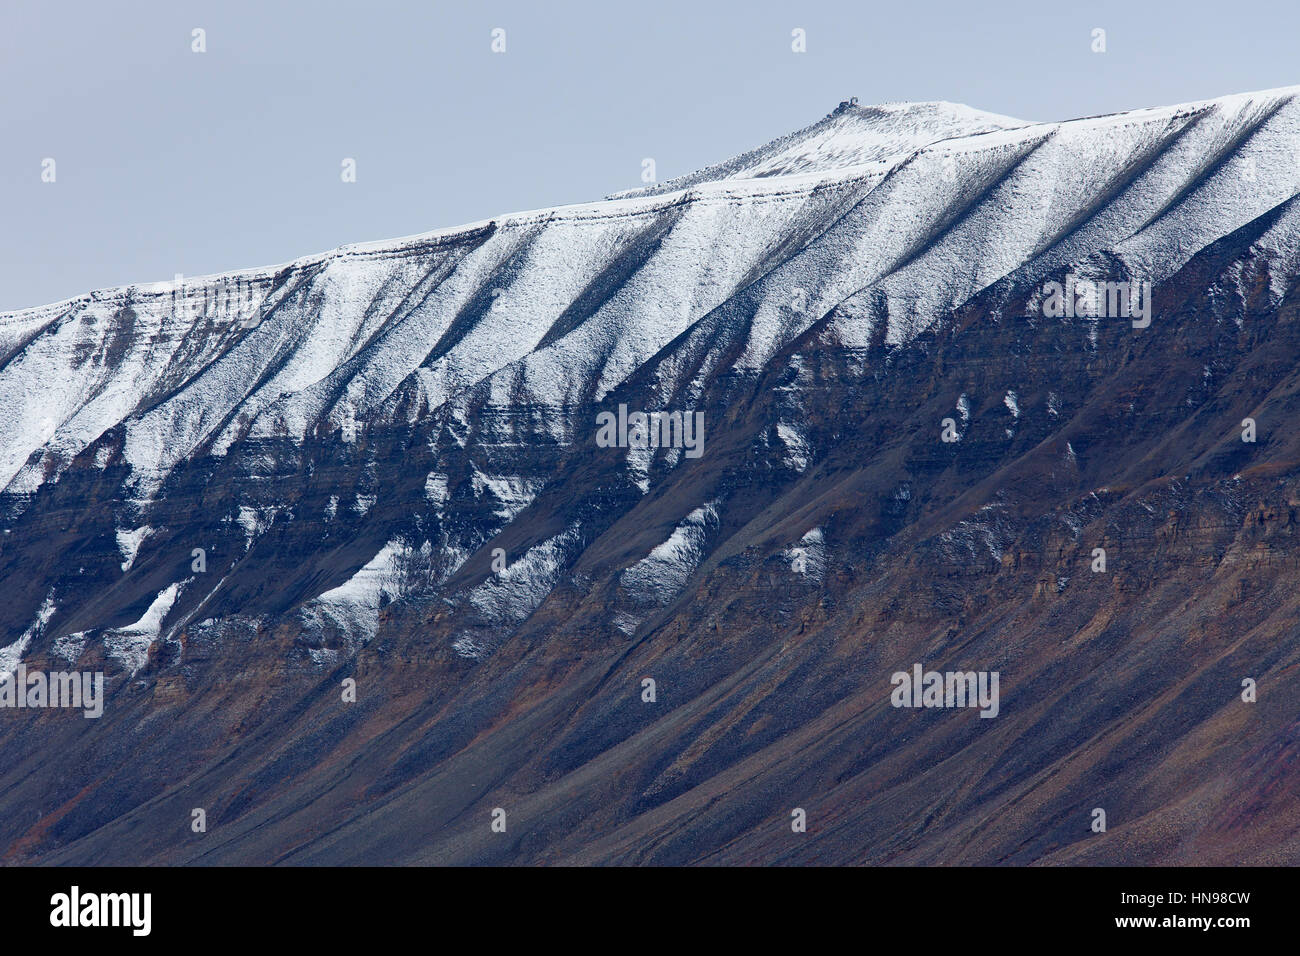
{"left": 52, "top": 630, "right": 91, "bottom": 664}
{"left": 0, "top": 592, "right": 56, "bottom": 678}
{"left": 612, "top": 101, "right": 1027, "bottom": 198}
{"left": 116, "top": 526, "right": 152, "bottom": 572}
{"left": 6, "top": 86, "right": 1300, "bottom": 656}
{"left": 471, "top": 472, "right": 544, "bottom": 522}
{"left": 2, "top": 88, "right": 1298, "bottom": 505}
{"left": 621, "top": 502, "right": 721, "bottom": 605}
{"left": 786, "top": 527, "right": 827, "bottom": 583}
{"left": 467, "top": 524, "right": 583, "bottom": 626}
{"left": 102, "top": 582, "right": 182, "bottom": 675}
{"left": 776, "top": 423, "right": 812, "bottom": 472}
{"left": 300, "top": 539, "right": 407, "bottom": 642}
{"left": 1004, "top": 391, "right": 1020, "bottom": 436}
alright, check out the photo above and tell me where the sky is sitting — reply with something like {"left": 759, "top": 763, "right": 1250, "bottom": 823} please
{"left": 2, "top": 0, "right": 1298, "bottom": 311}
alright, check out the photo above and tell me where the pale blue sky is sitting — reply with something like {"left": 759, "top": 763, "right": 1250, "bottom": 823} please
{"left": 3, "top": 0, "right": 1297, "bottom": 311}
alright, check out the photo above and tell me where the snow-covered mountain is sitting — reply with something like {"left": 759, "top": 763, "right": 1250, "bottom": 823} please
{"left": 3, "top": 87, "right": 1300, "bottom": 866}
{"left": 5, "top": 89, "right": 1297, "bottom": 493}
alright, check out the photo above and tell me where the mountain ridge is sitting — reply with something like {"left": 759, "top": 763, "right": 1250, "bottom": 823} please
{"left": 8, "top": 84, "right": 1299, "bottom": 321}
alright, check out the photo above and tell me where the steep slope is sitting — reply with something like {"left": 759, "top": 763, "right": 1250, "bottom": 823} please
{"left": 2, "top": 87, "right": 1300, "bottom": 865}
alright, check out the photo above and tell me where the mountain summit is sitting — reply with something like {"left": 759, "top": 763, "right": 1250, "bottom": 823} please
{"left": 611, "top": 98, "right": 1029, "bottom": 197}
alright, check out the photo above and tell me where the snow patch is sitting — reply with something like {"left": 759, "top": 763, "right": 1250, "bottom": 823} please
{"left": 621, "top": 502, "right": 720, "bottom": 606}
{"left": 776, "top": 423, "right": 812, "bottom": 472}
{"left": 103, "top": 582, "right": 182, "bottom": 675}
{"left": 52, "top": 630, "right": 91, "bottom": 664}
{"left": 300, "top": 539, "right": 406, "bottom": 642}
{"left": 0, "top": 593, "right": 56, "bottom": 679}
{"left": 467, "top": 524, "right": 583, "bottom": 627}
{"left": 116, "top": 526, "right": 152, "bottom": 572}
{"left": 786, "top": 527, "right": 827, "bottom": 582}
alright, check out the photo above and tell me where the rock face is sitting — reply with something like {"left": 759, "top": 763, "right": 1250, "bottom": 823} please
{"left": 2, "top": 88, "right": 1300, "bottom": 865}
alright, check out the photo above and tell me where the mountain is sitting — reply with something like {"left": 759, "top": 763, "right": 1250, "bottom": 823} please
{"left": 2, "top": 87, "right": 1299, "bottom": 865}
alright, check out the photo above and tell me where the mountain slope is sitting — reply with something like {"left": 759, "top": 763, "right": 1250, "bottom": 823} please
{"left": 2, "top": 87, "right": 1300, "bottom": 865}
